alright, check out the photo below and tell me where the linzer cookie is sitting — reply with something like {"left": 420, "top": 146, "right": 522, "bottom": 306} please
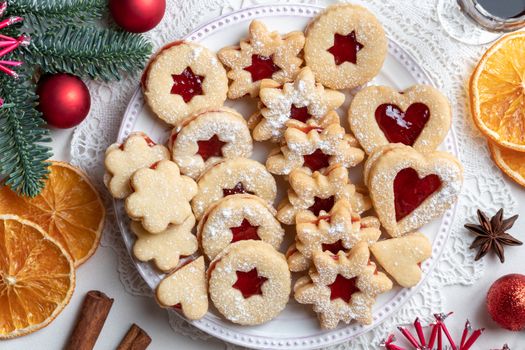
{"left": 170, "top": 107, "right": 253, "bottom": 179}
{"left": 253, "top": 67, "right": 345, "bottom": 142}
{"left": 143, "top": 41, "right": 227, "bottom": 126}
{"left": 277, "top": 165, "right": 371, "bottom": 225}
{"left": 218, "top": 20, "right": 304, "bottom": 99}
{"left": 366, "top": 144, "right": 463, "bottom": 237}
{"left": 126, "top": 160, "right": 198, "bottom": 233}
{"left": 197, "top": 194, "right": 284, "bottom": 260}
{"left": 104, "top": 132, "right": 169, "bottom": 199}
{"left": 208, "top": 241, "right": 291, "bottom": 325}
{"left": 192, "top": 158, "right": 277, "bottom": 220}
{"left": 294, "top": 242, "right": 392, "bottom": 329}
{"left": 349, "top": 85, "right": 451, "bottom": 154}
{"left": 156, "top": 257, "right": 208, "bottom": 320}
{"left": 266, "top": 114, "right": 365, "bottom": 175}
{"left": 304, "top": 4, "right": 387, "bottom": 90}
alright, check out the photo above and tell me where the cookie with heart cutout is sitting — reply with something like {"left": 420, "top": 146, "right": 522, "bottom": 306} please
{"left": 370, "top": 232, "right": 432, "bottom": 288}
{"left": 349, "top": 85, "right": 451, "bottom": 154}
{"left": 294, "top": 242, "right": 392, "bottom": 329}
{"left": 207, "top": 240, "right": 291, "bottom": 326}
{"left": 367, "top": 145, "right": 463, "bottom": 237}
{"left": 304, "top": 4, "right": 387, "bottom": 90}
{"left": 156, "top": 257, "right": 208, "bottom": 320}
{"left": 218, "top": 20, "right": 305, "bottom": 99}
{"left": 276, "top": 164, "right": 371, "bottom": 225}
{"left": 286, "top": 199, "right": 381, "bottom": 272}
{"left": 253, "top": 67, "right": 345, "bottom": 142}
{"left": 363, "top": 143, "right": 407, "bottom": 187}
{"left": 197, "top": 194, "right": 284, "bottom": 260}
{"left": 169, "top": 107, "right": 253, "bottom": 179}
{"left": 104, "top": 132, "right": 170, "bottom": 199}
{"left": 126, "top": 160, "right": 198, "bottom": 234}
{"left": 191, "top": 158, "right": 277, "bottom": 220}
{"left": 142, "top": 41, "right": 227, "bottom": 126}
{"left": 131, "top": 215, "right": 197, "bottom": 272}
{"left": 266, "top": 113, "right": 365, "bottom": 176}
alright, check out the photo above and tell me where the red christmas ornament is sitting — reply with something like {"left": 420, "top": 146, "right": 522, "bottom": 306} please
{"left": 109, "top": 0, "right": 165, "bottom": 33}
{"left": 37, "top": 73, "right": 91, "bottom": 129}
{"left": 487, "top": 274, "right": 525, "bottom": 331}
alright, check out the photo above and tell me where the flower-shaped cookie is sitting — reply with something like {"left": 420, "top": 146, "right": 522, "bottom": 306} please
{"left": 253, "top": 67, "right": 345, "bottom": 142}
{"left": 156, "top": 257, "right": 208, "bottom": 320}
{"left": 170, "top": 107, "right": 253, "bottom": 179}
{"left": 277, "top": 165, "right": 371, "bottom": 225}
{"left": 104, "top": 132, "right": 169, "bottom": 199}
{"left": 126, "top": 160, "right": 198, "bottom": 233}
{"left": 143, "top": 41, "right": 228, "bottom": 126}
{"left": 287, "top": 199, "right": 381, "bottom": 272}
{"left": 266, "top": 114, "right": 365, "bottom": 175}
{"left": 131, "top": 216, "right": 197, "bottom": 272}
{"left": 294, "top": 242, "right": 392, "bottom": 329}
{"left": 218, "top": 20, "right": 305, "bottom": 99}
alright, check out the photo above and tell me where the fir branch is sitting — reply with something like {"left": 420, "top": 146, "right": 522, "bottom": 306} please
{"left": 0, "top": 71, "right": 52, "bottom": 197}
{"left": 6, "top": 0, "right": 106, "bottom": 31}
{"left": 24, "top": 25, "right": 152, "bottom": 81}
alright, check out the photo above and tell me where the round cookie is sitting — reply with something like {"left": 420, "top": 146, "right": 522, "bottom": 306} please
{"left": 208, "top": 240, "right": 291, "bottom": 325}
{"left": 142, "top": 41, "right": 227, "bottom": 126}
{"left": 304, "top": 4, "right": 387, "bottom": 90}
{"left": 197, "top": 194, "right": 284, "bottom": 260}
{"left": 170, "top": 107, "right": 253, "bottom": 179}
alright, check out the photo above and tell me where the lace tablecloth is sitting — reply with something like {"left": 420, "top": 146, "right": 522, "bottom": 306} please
{"left": 70, "top": 0, "right": 518, "bottom": 348}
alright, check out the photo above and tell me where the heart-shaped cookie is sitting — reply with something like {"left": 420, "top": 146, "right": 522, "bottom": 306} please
{"left": 367, "top": 145, "right": 462, "bottom": 237}
{"left": 349, "top": 85, "right": 451, "bottom": 154}
{"left": 370, "top": 232, "right": 432, "bottom": 287}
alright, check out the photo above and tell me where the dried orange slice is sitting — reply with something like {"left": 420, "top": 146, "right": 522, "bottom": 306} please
{"left": 0, "top": 215, "right": 75, "bottom": 339}
{"left": 0, "top": 161, "right": 105, "bottom": 266}
{"left": 489, "top": 141, "right": 525, "bottom": 187}
{"left": 469, "top": 31, "right": 525, "bottom": 151}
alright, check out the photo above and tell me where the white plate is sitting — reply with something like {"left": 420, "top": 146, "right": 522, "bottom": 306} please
{"left": 114, "top": 4, "right": 458, "bottom": 349}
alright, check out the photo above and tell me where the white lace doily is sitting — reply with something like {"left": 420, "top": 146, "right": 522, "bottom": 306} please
{"left": 70, "top": 0, "right": 518, "bottom": 349}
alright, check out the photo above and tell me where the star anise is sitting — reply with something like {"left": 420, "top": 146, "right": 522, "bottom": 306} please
{"left": 464, "top": 209, "right": 522, "bottom": 263}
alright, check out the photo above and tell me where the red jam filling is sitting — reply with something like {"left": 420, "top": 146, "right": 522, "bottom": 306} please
{"left": 308, "top": 196, "right": 335, "bottom": 216}
{"left": 197, "top": 135, "right": 226, "bottom": 161}
{"left": 149, "top": 161, "right": 160, "bottom": 170}
{"left": 120, "top": 136, "right": 155, "bottom": 150}
{"left": 322, "top": 240, "right": 345, "bottom": 254}
{"left": 232, "top": 268, "right": 268, "bottom": 298}
{"left": 303, "top": 149, "right": 330, "bottom": 172}
{"left": 375, "top": 103, "right": 430, "bottom": 146}
{"left": 394, "top": 168, "right": 442, "bottom": 221}
{"left": 329, "top": 274, "right": 359, "bottom": 303}
{"left": 289, "top": 105, "right": 312, "bottom": 123}
{"left": 327, "top": 31, "right": 363, "bottom": 65}
{"left": 223, "top": 182, "right": 254, "bottom": 197}
{"left": 230, "top": 219, "right": 260, "bottom": 243}
{"left": 244, "top": 54, "right": 280, "bottom": 82}
{"left": 171, "top": 67, "right": 204, "bottom": 103}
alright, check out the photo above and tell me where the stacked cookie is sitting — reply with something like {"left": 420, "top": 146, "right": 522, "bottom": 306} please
{"left": 104, "top": 3, "right": 465, "bottom": 331}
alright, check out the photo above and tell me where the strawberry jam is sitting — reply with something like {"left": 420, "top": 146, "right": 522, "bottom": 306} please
{"left": 171, "top": 67, "right": 204, "bottom": 103}
{"left": 303, "top": 149, "right": 330, "bottom": 172}
{"left": 327, "top": 31, "right": 363, "bottom": 65}
{"left": 244, "top": 54, "right": 280, "bottom": 82}
{"left": 197, "top": 135, "right": 226, "bottom": 161}
{"left": 329, "top": 275, "right": 359, "bottom": 303}
{"left": 375, "top": 103, "right": 430, "bottom": 146}
{"left": 322, "top": 240, "right": 345, "bottom": 254}
{"left": 232, "top": 268, "right": 268, "bottom": 298}
{"left": 290, "top": 105, "right": 312, "bottom": 123}
{"left": 223, "top": 182, "right": 254, "bottom": 197}
{"left": 394, "top": 168, "right": 442, "bottom": 221}
{"left": 308, "top": 196, "right": 335, "bottom": 216}
{"left": 230, "top": 219, "right": 260, "bottom": 243}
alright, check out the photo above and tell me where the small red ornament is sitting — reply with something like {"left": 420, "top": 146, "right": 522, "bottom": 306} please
{"left": 487, "top": 273, "right": 525, "bottom": 331}
{"left": 37, "top": 73, "right": 91, "bottom": 129}
{"left": 109, "top": 0, "right": 165, "bottom": 33}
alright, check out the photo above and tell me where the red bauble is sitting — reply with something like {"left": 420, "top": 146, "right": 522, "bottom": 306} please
{"left": 37, "top": 73, "right": 91, "bottom": 129}
{"left": 487, "top": 273, "right": 525, "bottom": 331}
{"left": 109, "top": 0, "right": 165, "bottom": 33}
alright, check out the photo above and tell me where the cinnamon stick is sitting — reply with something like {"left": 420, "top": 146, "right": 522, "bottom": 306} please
{"left": 65, "top": 290, "right": 114, "bottom": 350}
{"left": 117, "top": 323, "right": 152, "bottom": 350}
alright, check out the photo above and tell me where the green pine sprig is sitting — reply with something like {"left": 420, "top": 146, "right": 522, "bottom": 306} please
{"left": 24, "top": 25, "right": 152, "bottom": 81}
